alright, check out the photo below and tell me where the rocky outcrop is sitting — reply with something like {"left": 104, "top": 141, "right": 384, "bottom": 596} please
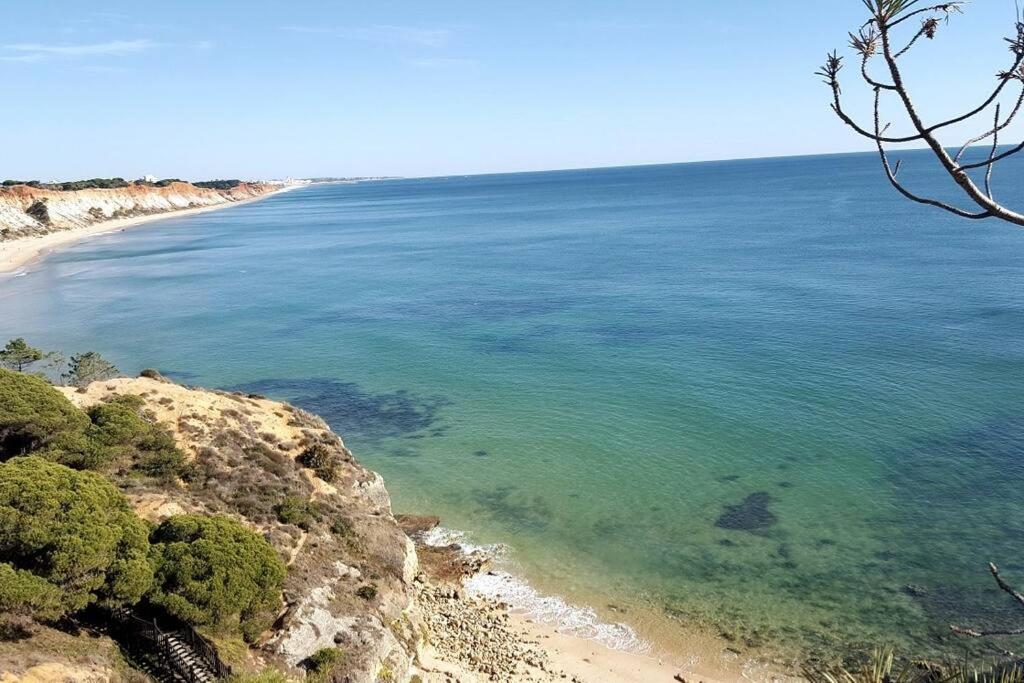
{"left": 58, "top": 378, "right": 427, "bottom": 683}
{"left": 0, "top": 182, "right": 276, "bottom": 239}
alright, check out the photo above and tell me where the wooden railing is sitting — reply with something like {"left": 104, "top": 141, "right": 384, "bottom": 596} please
{"left": 110, "top": 608, "right": 232, "bottom": 681}
{"left": 176, "top": 622, "right": 233, "bottom": 679}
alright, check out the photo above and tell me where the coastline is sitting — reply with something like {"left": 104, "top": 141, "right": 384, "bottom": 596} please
{"left": 412, "top": 525, "right": 797, "bottom": 683}
{"left": 0, "top": 184, "right": 299, "bottom": 275}
{"left": 0, "top": 179, "right": 804, "bottom": 682}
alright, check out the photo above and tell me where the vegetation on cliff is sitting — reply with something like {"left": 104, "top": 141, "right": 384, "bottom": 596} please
{"left": 2, "top": 177, "right": 248, "bottom": 192}
{"left": 0, "top": 337, "right": 423, "bottom": 681}
{"left": 0, "top": 360, "right": 286, "bottom": 648}
{"left": 0, "top": 456, "right": 153, "bottom": 622}
{"left": 149, "top": 514, "right": 286, "bottom": 642}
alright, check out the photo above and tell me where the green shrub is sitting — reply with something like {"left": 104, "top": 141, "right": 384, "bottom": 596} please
{"left": 149, "top": 515, "right": 286, "bottom": 641}
{"left": 43, "top": 394, "right": 185, "bottom": 481}
{"left": 330, "top": 516, "right": 354, "bottom": 538}
{"left": 0, "top": 456, "right": 152, "bottom": 619}
{"left": 0, "top": 563, "right": 64, "bottom": 624}
{"left": 307, "top": 647, "right": 343, "bottom": 680}
{"left": 274, "top": 496, "right": 319, "bottom": 530}
{"left": 194, "top": 179, "right": 242, "bottom": 190}
{"left": 25, "top": 200, "right": 50, "bottom": 225}
{"left": 226, "top": 672, "right": 290, "bottom": 683}
{"left": 0, "top": 369, "right": 90, "bottom": 458}
{"left": 299, "top": 443, "right": 339, "bottom": 482}
{"left": 355, "top": 585, "right": 377, "bottom": 601}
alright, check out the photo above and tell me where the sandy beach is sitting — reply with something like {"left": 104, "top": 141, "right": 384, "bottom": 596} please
{"left": 0, "top": 184, "right": 299, "bottom": 275}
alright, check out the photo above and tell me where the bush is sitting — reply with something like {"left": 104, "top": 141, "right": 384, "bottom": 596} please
{"left": 194, "top": 180, "right": 242, "bottom": 190}
{"left": 0, "top": 456, "right": 153, "bottom": 619}
{"left": 299, "top": 443, "right": 340, "bottom": 482}
{"left": 274, "top": 496, "right": 319, "bottom": 530}
{"left": 307, "top": 647, "right": 344, "bottom": 680}
{"left": 148, "top": 515, "right": 286, "bottom": 641}
{"left": 330, "top": 516, "right": 354, "bottom": 538}
{"left": 25, "top": 200, "right": 50, "bottom": 225}
{"left": 355, "top": 585, "right": 377, "bottom": 601}
{"left": 0, "top": 369, "right": 89, "bottom": 458}
{"left": 43, "top": 394, "right": 185, "bottom": 481}
{"left": 0, "top": 563, "right": 64, "bottom": 625}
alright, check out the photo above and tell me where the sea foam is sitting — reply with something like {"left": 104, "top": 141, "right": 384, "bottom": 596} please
{"left": 417, "top": 526, "right": 650, "bottom": 654}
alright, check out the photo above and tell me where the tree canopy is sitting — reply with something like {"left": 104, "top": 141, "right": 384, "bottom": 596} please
{"left": 0, "top": 369, "right": 89, "bottom": 458}
{"left": 43, "top": 394, "right": 185, "bottom": 479}
{"left": 149, "top": 515, "right": 286, "bottom": 641}
{"left": 820, "top": 0, "right": 1024, "bottom": 226}
{"left": 0, "top": 456, "right": 153, "bottom": 619}
{"left": 68, "top": 351, "right": 119, "bottom": 387}
{"left": 0, "top": 338, "right": 44, "bottom": 372}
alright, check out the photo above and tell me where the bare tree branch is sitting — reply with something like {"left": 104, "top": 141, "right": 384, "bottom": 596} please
{"left": 954, "top": 85, "right": 1024, "bottom": 162}
{"left": 872, "top": 89, "right": 991, "bottom": 220}
{"left": 951, "top": 563, "right": 1024, "bottom": 638}
{"left": 821, "top": 1, "right": 1024, "bottom": 227}
{"left": 957, "top": 141, "right": 1024, "bottom": 172}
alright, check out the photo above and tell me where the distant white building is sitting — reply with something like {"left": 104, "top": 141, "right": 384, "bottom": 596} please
{"left": 143, "top": 174, "right": 157, "bottom": 183}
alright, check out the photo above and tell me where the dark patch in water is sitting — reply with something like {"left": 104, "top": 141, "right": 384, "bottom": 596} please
{"left": 715, "top": 492, "right": 778, "bottom": 533}
{"left": 230, "top": 377, "right": 451, "bottom": 445}
{"left": 471, "top": 324, "right": 562, "bottom": 355}
{"left": 777, "top": 481, "right": 793, "bottom": 489}
{"left": 472, "top": 334, "right": 539, "bottom": 355}
{"left": 718, "top": 539, "right": 738, "bottom": 548}
{"left": 389, "top": 447, "right": 420, "bottom": 458}
{"left": 589, "top": 319, "right": 684, "bottom": 346}
{"left": 592, "top": 517, "right": 628, "bottom": 536}
{"left": 473, "top": 450, "right": 489, "bottom": 457}
{"left": 472, "top": 485, "right": 552, "bottom": 531}
{"left": 718, "top": 474, "right": 741, "bottom": 483}
{"left": 816, "top": 538, "right": 836, "bottom": 548}
{"left": 161, "top": 369, "right": 201, "bottom": 382}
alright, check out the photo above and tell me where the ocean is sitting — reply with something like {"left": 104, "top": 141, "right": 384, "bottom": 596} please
{"left": 4, "top": 151, "right": 1024, "bottom": 664}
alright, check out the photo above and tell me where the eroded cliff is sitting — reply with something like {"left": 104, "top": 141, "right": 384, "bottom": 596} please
{"left": 52, "top": 377, "right": 424, "bottom": 682}
{"left": 0, "top": 182, "right": 276, "bottom": 239}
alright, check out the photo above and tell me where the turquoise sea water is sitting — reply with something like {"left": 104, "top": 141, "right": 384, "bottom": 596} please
{"left": 4, "top": 153, "right": 1024, "bottom": 662}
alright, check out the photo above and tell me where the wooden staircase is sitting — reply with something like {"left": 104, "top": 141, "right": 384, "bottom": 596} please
{"left": 161, "top": 632, "right": 217, "bottom": 683}
{"left": 108, "top": 608, "right": 230, "bottom": 682}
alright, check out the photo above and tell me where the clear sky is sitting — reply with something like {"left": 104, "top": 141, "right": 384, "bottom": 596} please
{"left": 4, "top": 1, "right": 1024, "bottom": 180}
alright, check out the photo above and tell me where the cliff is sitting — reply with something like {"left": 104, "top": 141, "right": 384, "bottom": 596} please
{"left": 0, "top": 376, "right": 424, "bottom": 682}
{"left": 0, "top": 376, "right": 600, "bottom": 683}
{"left": 0, "top": 182, "right": 276, "bottom": 240}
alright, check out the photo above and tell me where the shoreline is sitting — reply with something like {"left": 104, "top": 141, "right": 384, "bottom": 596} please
{"left": 0, "top": 184, "right": 300, "bottom": 275}
{"left": 412, "top": 525, "right": 797, "bottom": 682}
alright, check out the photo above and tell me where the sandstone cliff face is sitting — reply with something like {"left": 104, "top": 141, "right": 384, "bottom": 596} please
{"left": 55, "top": 377, "right": 426, "bottom": 683}
{"left": 0, "top": 182, "right": 275, "bottom": 239}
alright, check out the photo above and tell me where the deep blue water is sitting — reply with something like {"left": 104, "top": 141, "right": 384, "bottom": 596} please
{"left": 4, "top": 151, "right": 1024, "bottom": 661}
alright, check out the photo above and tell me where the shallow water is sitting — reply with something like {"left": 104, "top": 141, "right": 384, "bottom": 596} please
{"left": 4, "top": 153, "right": 1024, "bottom": 662}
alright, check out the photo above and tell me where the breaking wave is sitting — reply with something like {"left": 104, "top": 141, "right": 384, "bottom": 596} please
{"left": 417, "top": 526, "right": 650, "bottom": 654}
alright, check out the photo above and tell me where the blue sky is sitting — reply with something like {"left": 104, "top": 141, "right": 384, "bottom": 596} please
{"left": 3, "top": 1, "right": 1023, "bottom": 180}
